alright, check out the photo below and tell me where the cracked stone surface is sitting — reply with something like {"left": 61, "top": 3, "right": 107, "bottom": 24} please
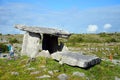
{"left": 51, "top": 51, "right": 101, "bottom": 68}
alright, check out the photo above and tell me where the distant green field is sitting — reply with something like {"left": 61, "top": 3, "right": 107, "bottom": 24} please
{"left": 0, "top": 34, "right": 23, "bottom": 44}
{"left": 0, "top": 33, "right": 120, "bottom": 59}
{"left": 67, "top": 32, "right": 120, "bottom": 44}
{"left": 60, "top": 33, "right": 120, "bottom": 59}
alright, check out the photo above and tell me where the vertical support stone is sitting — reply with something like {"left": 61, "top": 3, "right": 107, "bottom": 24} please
{"left": 21, "top": 32, "right": 29, "bottom": 55}
{"left": 21, "top": 32, "right": 41, "bottom": 58}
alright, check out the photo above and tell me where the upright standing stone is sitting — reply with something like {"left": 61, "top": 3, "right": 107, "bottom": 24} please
{"left": 21, "top": 32, "right": 29, "bottom": 55}
{"left": 21, "top": 32, "right": 41, "bottom": 58}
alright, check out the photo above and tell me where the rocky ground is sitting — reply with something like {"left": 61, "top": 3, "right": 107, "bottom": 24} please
{"left": 0, "top": 53, "right": 9, "bottom": 59}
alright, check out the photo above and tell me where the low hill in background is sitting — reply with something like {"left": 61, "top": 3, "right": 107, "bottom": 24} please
{"left": 67, "top": 32, "right": 120, "bottom": 43}
{"left": 0, "top": 32, "right": 120, "bottom": 59}
{"left": 1, "top": 32, "right": 120, "bottom": 44}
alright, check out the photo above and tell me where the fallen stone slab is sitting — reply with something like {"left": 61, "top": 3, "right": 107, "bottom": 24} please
{"left": 51, "top": 51, "right": 101, "bottom": 68}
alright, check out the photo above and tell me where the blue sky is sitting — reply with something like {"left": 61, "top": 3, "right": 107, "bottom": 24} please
{"left": 0, "top": 0, "right": 120, "bottom": 34}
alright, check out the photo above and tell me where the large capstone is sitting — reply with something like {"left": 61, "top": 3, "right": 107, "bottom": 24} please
{"left": 51, "top": 51, "right": 101, "bottom": 68}
{"left": 15, "top": 24, "right": 71, "bottom": 38}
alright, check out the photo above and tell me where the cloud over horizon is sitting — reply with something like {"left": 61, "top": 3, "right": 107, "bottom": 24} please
{"left": 104, "top": 24, "right": 112, "bottom": 29}
{"left": 87, "top": 24, "right": 98, "bottom": 33}
{"left": 0, "top": 1, "right": 120, "bottom": 34}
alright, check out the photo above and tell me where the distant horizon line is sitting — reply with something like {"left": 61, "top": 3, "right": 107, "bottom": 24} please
{"left": 1, "top": 32, "right": 120, "bottom": 35}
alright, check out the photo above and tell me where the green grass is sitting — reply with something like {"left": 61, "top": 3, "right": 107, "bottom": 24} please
{"left": 0, "top": 33, "right": 120, "bottom": 80}
{"left": 67, "top": 42, "right": 120, "bottom": 60}
{"left": 0, "top": 56, "right": 120, "bottom": 80}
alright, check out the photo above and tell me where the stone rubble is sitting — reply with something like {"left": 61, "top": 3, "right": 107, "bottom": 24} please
{"left": 112, "top": 59, "right": 120, "bottom": 65}
{"left": 38, "top": 50, "right": 51, "bottom": 58}
{"left": 48, "top": 71, "right": 54, "bottom": 75}
{"left": 40, "top": 65, "right": 46, "bottom": 68}
{"left": 72, "top": 71, "right": 85, "bottom": 77}
{"left": 11, "top": 72, "right": 19, "bottom": 76}
{"left": 115, "top": 76, "right": 120, "bottom": 80}
{"left": 30, "top": 71, "right": 40, "bottom": 75}
{"left": 27, "top": 67, "right": 36, "bottom": 71}
{"left": 102, "top": 59, "right": 120, "bottom": 65}
{"left": 36, "top": 75, "right": 51, "bottom": 79}
{"left": 53, "top": 70, "right": 59, "bottom": 73}
{"left": 57, "top": 73, "right": 69, "bottom": 80}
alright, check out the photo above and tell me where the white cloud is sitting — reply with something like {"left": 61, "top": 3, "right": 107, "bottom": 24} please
{"left": 87, "top": 24, "right": 98, "bottom": 33}
{"left": 0, "top": 2, "right": 120, "bottom": 34}
{"left": 104, "top": 24, "right": 112, "bottom": 29}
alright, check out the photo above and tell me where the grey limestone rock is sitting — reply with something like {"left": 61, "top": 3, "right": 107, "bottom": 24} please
{"left": 48, "top": 71, "right": 54, "bottom": 75}
{"left": 27, "top": 67, "right": 36, "bottom": 71}
{"left": 112, "top": 59, "right": 120, "bottom": 65}
{"left": 11, "top": 72, "right": 19, "bottom": 76}
{"left": 115, "top": 76, "right": 120, "bottom": 80}
{"left": 38, "top": 50, "right": 51, "bottom": 58}
{"left": 57, "top": 74, "right": 69, "bottom": 80}
{"left": 36, "top": 75, "right": 51, "bottom": 79}
{"left": 30, "top": 71, "right": 40, "bottom": 75}
{"left": 21, "top": 32, "right": 40, "bottom": 58}
{"left": 15, "top": 25, "right": 71, "bottom": 58}
{"left": 51, "top": 51, "right": 101, "bottom": 68}
{"left": 72, "top": 72, "right": 85, "bottom": 77}
{"left": 15, "top": 24, "right": 70, "bottom": 38}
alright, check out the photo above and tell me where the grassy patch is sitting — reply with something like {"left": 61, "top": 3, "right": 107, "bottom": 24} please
{"left": 0, "top": 56, "right": 120, "bottom": 80}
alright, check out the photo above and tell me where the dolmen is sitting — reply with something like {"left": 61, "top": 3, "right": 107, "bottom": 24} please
{"left": 15, "top": 24, "right": 101, "bottom": 68}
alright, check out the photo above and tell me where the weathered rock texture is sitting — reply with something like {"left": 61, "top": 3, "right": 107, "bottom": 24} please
{"left": 51, "top": 51, "right": 101, "bottom": 68}
{"left": 21, "top": 32, "right": 41, "bottom": 58}
{"left": 15, "top": 24, "right": 70, "bottom": 38}
{"left": 15, "top": 24, "right": 101, "bottom": 68}
{"left": 57, "top": 74, "right": 69, "bottom": 80}
{"left": 38, "top": 50, "right": 51, "bottom": 58}
{"left": 15, "top": 24, "right": 70, "bottom": 58}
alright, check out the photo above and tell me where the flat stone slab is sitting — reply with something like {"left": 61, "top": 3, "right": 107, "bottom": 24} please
{"left": 15, "top": 24, "right": 70, "bottom": 38}
{"left": 51, "top": 51, "right": 101, "bottom": 68}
